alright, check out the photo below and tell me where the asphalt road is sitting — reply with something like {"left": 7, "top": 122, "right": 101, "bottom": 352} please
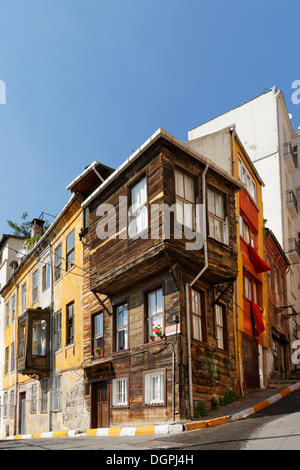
{"left": 1, "top": 389, "right": 300, "bottom": 451}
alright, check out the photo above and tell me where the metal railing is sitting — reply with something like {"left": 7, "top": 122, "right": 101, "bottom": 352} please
{"left": 283, "top": 142, "right": 298, "bottom": 168}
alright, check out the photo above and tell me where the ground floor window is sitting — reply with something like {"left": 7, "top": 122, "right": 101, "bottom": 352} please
{"left": 30, "top": 383, "right": 37, "bottom": 413}
{"left": 40, "top": 379, "right": 48, "bottom": 413}
{"left": 112, "top": 377, "right": 128, "bottom": 407}
{"left": 53, "top": 375, "right": 61, "bottom": 411}
{"left": 144, "top": 370, "right": 165, "bottom": 405}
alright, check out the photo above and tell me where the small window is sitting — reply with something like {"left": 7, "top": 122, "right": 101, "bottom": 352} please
{"left": 208, "top": 189, "right": 228, "bottom": 244}
{"left": 66, "top": 230, "right": 75, "bottom": 271}
{"left": 147, "top": 288, "right": 163, "bottom": 341}
{"left": 53, "top": 311, "right": 62, "bottom": 352}
{"left": 30, "top": 383, "right": 37, "bottom": 413}
{"left": 53, "top": 375, "right": 61, "bottom": 411}
{"left": 40, "top": 379, "right": 48, "bottom": 413}
{"left": 3, "top": 393, "right": 8, "bottom": 418}
{"left": 11, "top": 294, "right": 16, "bottom": 323}
{"left": 9, "top": 391, "right": 14, "bottom": 419}
{"left": 18, "top": 324, "right": 26, "bottom": 359}
{"left": 21, "top": 283, "right": 27, "bottom": 313}
{"left": 129, "top": 176, "right": 148, "bottom": 237}
{"left": 112, "top": 377, "right": 128, "bottom": 407}
{"left": 5, "top": 302, "right": 9, "bottom": 328}
{"left": 115, "top": 304, "right": 128, "bottom": 351}
{"left": 215, "top": 304, "right": 226, "bottom": 350}
{"left": 32, "top": 270, "right": 39, "bottom": 303}
{"left": 11, "top": 342, "right": 15, "bottom": 372}
{"left": 5, "top": 347, "right": 9, "bottom": 375}
{"left": 92, "top": 312, "right": 104, "bottom": 356}
{"left": 191, "top": 289, "right": 206, "bottom": 342}
{"left": 42, "top": 262, "right": 51, "bottom": 291}
{"left": 244, "top": 276, "right": 252, "bottom": 300}
{"left": 66, "top": 302, "right": 75, "bottom": 345}
{"left": 175, "top": 169, "right": 196, "bottom": 230}
{"left": 54, "top": 244, "right": 62, "bottom": 282}
{"left": 145, "top": 370, "right": 165, "bottom": 405}
{"left": 32, "top": 319, "right": 47, "bottom": 356}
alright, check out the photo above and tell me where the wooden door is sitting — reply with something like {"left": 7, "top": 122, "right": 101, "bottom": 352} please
{"left": 92, "top": 381, "right": 109, "bottom": 428}
{"left": 19, "top": 392, "right": 26, "bottom": 435}
{"left": 242, "top": 333, "right": 260, "bottom": 389}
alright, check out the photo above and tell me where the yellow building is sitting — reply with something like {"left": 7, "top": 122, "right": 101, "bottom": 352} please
{"left": 1, "top": 195, "right": 89, "bottom": 436}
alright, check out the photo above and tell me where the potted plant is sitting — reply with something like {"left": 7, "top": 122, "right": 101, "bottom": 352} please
{"left": 149, "top": 324, "right": 164, "bottom": 341}
{"left": 94, "top": 347, "right": 103, "bottom": 357}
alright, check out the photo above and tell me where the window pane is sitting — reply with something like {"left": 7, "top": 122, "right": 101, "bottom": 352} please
{"left": 175, "top": 198, "right": 184, "bottom": 225}
{"left": 175, "top": 171, "right": 184, "bottom": 198}
{"left": 215, "top": 193, "right": 224, "bottom": 219}
{"left": 184, "top": 175, "right": 195, "bottom": 203}
{"left": 193, "top": 314, "right": 202, "bottom": 341}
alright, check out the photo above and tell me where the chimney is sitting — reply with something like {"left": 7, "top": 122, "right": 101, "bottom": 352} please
{"left": 10, "top": 260, "right": 18, "bottom": 271}
{"left": 31, "top": 218, "right": 45, "bottom": 238}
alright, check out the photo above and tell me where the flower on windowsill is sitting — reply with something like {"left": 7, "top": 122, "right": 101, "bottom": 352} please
{"left": 94, "top": 347, "right": 103, "bottom": 357}
{"left": 150, "top": 324, "right": 164, "bottom": 340}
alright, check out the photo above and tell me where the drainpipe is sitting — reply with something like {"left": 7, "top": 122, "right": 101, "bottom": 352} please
{"left": 49, "top": 243, "right": 54, "bottom": 432}
{"left": 186, "top": 163, "right": 209, "bottom": 418}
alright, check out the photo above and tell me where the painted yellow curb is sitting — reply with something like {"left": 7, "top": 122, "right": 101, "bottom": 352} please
{"left": 108, "top": 427, "right": 121, "bottom": 436}
{"left": 280, "top": 388, "right": 291, "bottom": 398}
{"left": 31, "top": 433, "right": 41, "bottom": 438}
{"left": 136, "top": 426, "right": 155, "bottom": 436}
{"left": 52, "top": 430, "right": 68, "bottom": 438}
{"left": 185, "top": 421, "right": 208, "bottom": 431}
{"left": 14, "top": 435, "right": 22, "bottom": 440}
{"left": 252, "top": 400, "right": 270, "bottom": 413}
{"left": 207, "top": 416, "right": 229, "bottom": 427}
{"left": 86, "top": 428, "right": 98, "bottom": 436}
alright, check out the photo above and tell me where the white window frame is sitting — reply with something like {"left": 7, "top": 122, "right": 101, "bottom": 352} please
{"left": 21, "top": 283, "right": 27, "bottom": 313}
{"left": 145, "top": 370, "right": 165, "bottom": 405}
{"left": 215, "top": 304, "right": 225, "bottom": 350}
{"left": 238, "top": 156, "right": 257, "bottom": 202}
{"left": 52, "top": 374, "right": 62, "bottom": 411}
{"left": 40, "top": 379, "right": 48, "bottom": 413}
{"left": 32, "top": 270, "right": 39, "bottom": 303}
{"left": 112, "top": 377, "right": 128, "bottom": 407}
{"left": 208, "top": 188, "right": 229, "bottom": 245}
{"left": 129, "top": 176, "right": 148, "bottom": 238}
{"left": 175, "top": 169, "right": 196, "bottom": 230}
{"left": 30, "top": 383, "right": 37, "bottom": 414}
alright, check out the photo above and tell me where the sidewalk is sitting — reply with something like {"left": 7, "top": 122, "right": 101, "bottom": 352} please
{"left": 185, "top": 381, "right": 300, "bottom": 431}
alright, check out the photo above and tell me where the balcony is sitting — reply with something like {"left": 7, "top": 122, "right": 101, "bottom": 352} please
{"left": 17, "top": 308, "right": 50, "bottom": 379}
{"left": 283, "top": 143, "right": 297, "bottom": 174}
{"left": 287, "top": 238, "right": 300, "bottom": 263}
{"left": 286, "top": 190, "right": 298, "bottom": 219}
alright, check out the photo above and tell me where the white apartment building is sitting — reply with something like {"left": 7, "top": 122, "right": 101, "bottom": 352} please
{"left": 0, "top": 235, "right": 25, "bottom": 437}
{"left": 188, "top": 86, "right": 300, "bottom": 346}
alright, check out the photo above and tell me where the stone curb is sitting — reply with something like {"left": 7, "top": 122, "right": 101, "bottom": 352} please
{"left": 1, "top": 424, "right": 184, "bottom": 441}
{"left": 184, "top": 381, "right": 300, "bottom": 432}
{"left": 2, "top": 382, "right": 300, "bottom": 441}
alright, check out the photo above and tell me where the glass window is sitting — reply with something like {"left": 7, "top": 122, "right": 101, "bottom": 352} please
{"left": 66, "top": 302, "right": 74, "bottom": 345}
{"left": 32, "top": 270, "right": 39, "bottom": 303}
{"left": 191, "top": 288, "right": 205, "bottom": 341}
{"left": 11, "top": 294, "right": 16, "bottom": 323}
{"left": 3, "top": 392, "right": 8, "bottom": 418}
{"left": 9, "top": 391, "right": 14, "bottom": 419}
{"left": 112, "top": 377, "right": 128, "bottom": 407}
{"left": 53, "top": 311, "right": 62, "bottom": 352}
{"left": 32, "top": 320, "right": 47, "bottom": 356}
{"left": 42, "top": 262, "right": 51, "bottom": 291}
{"left": 244, "top": 277, "right": 252, "bottom": 300}
{"left": 175, "top": 169, "right": 196, "bottom": 230}
{"left": 21, "top": 283, "right": 27, "bottom": 313}
{"left": 5, "top": 347, "right": 9, "bottom": 375}
{"left": 5, "top": 302, "right": 9, "bottom": 328}
{"left": 215, "top": 305, "right": 225, "bottom": 350}
{"left": 30, "top": 383, "right": 37, "bottom": 413}
{"left": 147, "top": 288, "right": 163, "bottom": 341}
{"left": 40, "top": 379, "right": 48, "bottom": 413}
{"left": 53, "top": 375, "right": 61, "bottom": 411}
{"left": 93, "top": 312, "right": 104, "bottom": 355}
{"left": 54, "top": 244, "right": 62, "bottom": 281}
{"left": 66, "top": 230, "right": 75, "bottom": 271}
{"left": 238, "top": 156, "right": 257, "bottom": 202}
{"left": 145, "top": 370, "right": 165, "bottom": 405}
{"left": 11, "top": 342, "right": 15, "bottom": 372}
{"left": 116, "top": 304, "right": 128, "bottom": 351}
{"left": 208, "top": 189, "right": 228, "bottom": 244}
{"left": 129, "top": 177, "right": 148, "bottom": 237}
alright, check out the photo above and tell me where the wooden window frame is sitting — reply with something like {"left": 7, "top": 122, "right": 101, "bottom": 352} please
{"left": 53, "top": 310, "right": 62, "bottom": 352}
{"left": 66, "top": 302, "right": 75, "bottom": 346}
{"left": 128, "top": 173, "right": 149, "bottom": 240}
{"left": 30, "top": 383, "right": 37, "bottom": 414}
{"left": 40, "top": 378, "right": 48, "bottom": 413}
{"left": 5, "top": 346, "right": 9, "bottom": 375}
{"left": 143, "top": 284, "right": 165, "bottom": 345}
{"left": 111, "top": 375, "right": 130, "bottom": 409}
{"left": 11, "top": 293, "right": 16, "bottom": 323}
{"left": 10, "top": 342, "right": 15, "bottom": 372}
{"left": 91, "top": 311, "right": 104, "bottom": 357}
{"left": 42, "top": 262, "right": 51, "bottom": 292}
{"left": 5, "top": 302, "right": 9, "bottom": 329}
{"left": 54, "top": 243, "right": 62, "bottom": 282}
{"left": 143, "top": 368, "right": 167, "bottom": 407}
{"left": 215, "top": 303, "right": 228, "bottom": 352}
{"left": 52, "top": 374, "right": 62, "bottom": 412}
{"left": 174, "top": 167, "right": 197, "bottom": 232}
{"left": 207, "top": 186, "right": 229, "bottom": 245}
{"left": 21, "top": 283, "right": 27, "bottom": 313}
{"left": 66, "top": 230, "right": 75, "bottom": 272}
{"left": 112, "top": 301, "right": 129, "bottom": 354}
{"left": 190, "top": 287, "right": 207, "bottom": 343}
{"left": 32, "top": 269, "right": 39, "bottom": 304}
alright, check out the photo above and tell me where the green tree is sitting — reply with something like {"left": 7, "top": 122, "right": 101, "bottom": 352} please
{"left": 7, "top": 212, "right": 32, "bottom": 238}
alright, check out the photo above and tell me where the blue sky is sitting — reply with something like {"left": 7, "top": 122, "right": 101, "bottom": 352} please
{"left": 1, "top": 0, "right": 300, "bottom": 235}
